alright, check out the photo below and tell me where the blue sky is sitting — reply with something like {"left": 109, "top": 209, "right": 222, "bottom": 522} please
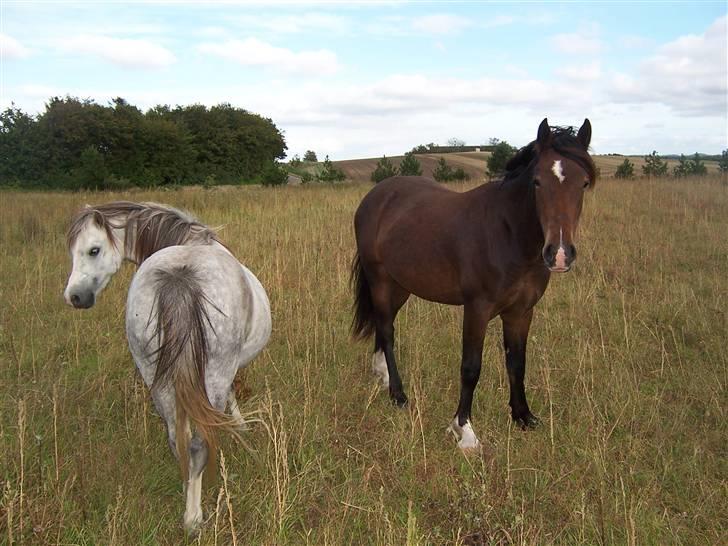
{"left": 2, "top": 1, "right": 726, "bottom": 160}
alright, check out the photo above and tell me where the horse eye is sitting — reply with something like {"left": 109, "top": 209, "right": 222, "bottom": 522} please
{"left": 533, "top": 179, "right": 541, "bottom": 188}
{"left": 583, "top": 180, "right": 590, "bottom": 189}
{"left": 89, "top": 247, "right": 100, "bottom": 257}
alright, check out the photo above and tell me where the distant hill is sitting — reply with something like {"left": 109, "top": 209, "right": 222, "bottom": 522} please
{"left": 322, "top": 152, "right": 721, "bottom": 182}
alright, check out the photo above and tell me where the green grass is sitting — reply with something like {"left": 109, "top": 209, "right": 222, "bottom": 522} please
{"left": 1, "top": 178, "right": 726, "bottom": 545}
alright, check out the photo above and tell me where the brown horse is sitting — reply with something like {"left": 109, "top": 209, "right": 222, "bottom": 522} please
{"left": 351, "top": 118, "right": 595, "bottom": 450}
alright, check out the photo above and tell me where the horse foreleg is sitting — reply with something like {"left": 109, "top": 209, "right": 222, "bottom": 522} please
{"left": 450, "top": 300, "right": 490, "bottom": 451}
{"left": 502, "top": 308, "right": 540, "bottom": 429}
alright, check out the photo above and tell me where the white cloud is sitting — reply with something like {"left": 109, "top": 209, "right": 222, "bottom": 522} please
{"left": 608, "top": 15, "right": 727, "bottom": 116}
{"left": 551, "top": 31, "right": 603, "bottom": 55}
{"left": 228, "top": 12, "right": 351, "bottom": 34}
{"left": 1, "top": 33, "right": 32, "bottom": 60}
{"left": 555, "top": 61, "right": 601, "bottom": 82}
{"left": 412, "top": 14, "right": 472, "bottom": 35}
{"left": 197, "top": 38, "right": 339, "bottom": 75}
{"left": 60, "top": 34, "right": 176, "bottom": 69}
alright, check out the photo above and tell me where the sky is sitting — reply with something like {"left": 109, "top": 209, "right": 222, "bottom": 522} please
{"left": 1, "top": 1, "right": 726, "bottom": 160}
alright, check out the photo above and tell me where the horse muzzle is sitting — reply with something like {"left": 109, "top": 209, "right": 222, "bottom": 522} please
{"left": 543, "top": 243, "right": 576, "bottom": 273}
{"left": 65, "top": 289, "right": 95, "bottom": 309}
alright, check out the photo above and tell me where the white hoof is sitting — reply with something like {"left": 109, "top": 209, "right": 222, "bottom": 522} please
{"left": 183, "top": 508, "right": 203, "bottom": 534}
{"left": 371, "top": 350, "right": 389, "bottom": 388}
{"left": 448, "top": 418, "right": 481, "bottom": 451}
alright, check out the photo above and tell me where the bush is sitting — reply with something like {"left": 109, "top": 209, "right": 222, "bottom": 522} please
{"left": 260, "top": 162, "right": 288, "bottom": 186}
{"left": 451, "top": 167, "right": 470, "bottom": 181}
{"left": 317, "top": 155, "right": 346, "bottom": 183}
{"left": 433, "top": 157, "right": 454, "bottom": 182}
{"left": 371, "top": 155, "right": 398, "bottom": 183}
{"left": 398, "top": 152, "right": 422, "bottom": 176}
{"left": 289, "top": 154, "right": 302, "bottom": 168}
{"left": 614, "top": 159, "right": 635, "bottom": 179}
{"left": 301, "top": 172, "right": 314, "bottom": 184}
{"left": 642, "top": 151, "right": 668, "bottom": 178}
{"left": 303, "top": 150, "right": 318, "bottom": 162}
{"left": 486, "top": 141, "right": 516, "bottom": 179}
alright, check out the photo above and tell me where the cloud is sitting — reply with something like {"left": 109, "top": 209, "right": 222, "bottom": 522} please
{"left": 608, "top": 15, "right": 727, "bottom": 116}
{"left": 412, "top": 14, "right": 472, "bottom": 35}
{"left": 60, "top": 34, "right": 176, "bottom": 69}
{"left": 227, "top": 12, "right": 351, "bottom": 34}
{"left": 197, "top": 38, "right": 339, "bottom": 75}
{"left": 551, "top": 31, "right": 603, "bottom": 55}
{"left": 555, "top": 61, "right": 601, "bottom": 82}
{"left": 1, "top": 33, "right": 32, "bottom": 60}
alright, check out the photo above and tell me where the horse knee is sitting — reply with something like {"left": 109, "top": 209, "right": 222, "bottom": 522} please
{"left": 189, "top": 436, "right": 208, "bottom": 476}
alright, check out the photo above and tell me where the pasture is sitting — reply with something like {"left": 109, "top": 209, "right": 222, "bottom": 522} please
{"left": 1, "top": 176, "right": 726, "bottom": 545}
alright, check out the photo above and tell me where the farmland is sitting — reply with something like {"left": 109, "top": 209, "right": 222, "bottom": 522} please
{"left": 1, "top": 176, "right": 726, "bottom": 545}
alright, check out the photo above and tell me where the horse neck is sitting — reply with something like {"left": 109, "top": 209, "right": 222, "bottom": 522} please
{"left": 489, "top": 175, "right": 544, "bottom": 263}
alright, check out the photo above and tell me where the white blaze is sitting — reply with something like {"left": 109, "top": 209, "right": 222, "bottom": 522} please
{"left": 552, "top": 160, "right": 565, "bottom": 183}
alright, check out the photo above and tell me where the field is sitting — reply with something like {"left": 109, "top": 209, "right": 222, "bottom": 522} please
{"left": 1, "top": 177, "right": 727, "bottom": 545}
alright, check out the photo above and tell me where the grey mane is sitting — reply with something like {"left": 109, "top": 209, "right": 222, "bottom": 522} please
{"left": 67, "top": 201, "right": 221, "bottom": 263}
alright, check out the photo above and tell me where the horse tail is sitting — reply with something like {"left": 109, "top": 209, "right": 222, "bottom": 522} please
{"left": 151, "top": 265, "right": 238, "bottom": 482}
{"left": 350, "top": 253, "right": 376, "bottom": 340}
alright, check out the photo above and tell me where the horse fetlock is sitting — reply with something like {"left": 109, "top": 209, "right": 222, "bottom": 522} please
{"left": 389, "top": 388, "right": 408, "bottom": 408}
{"left": 448, "top": 418, "right": 481, "bottom": 451}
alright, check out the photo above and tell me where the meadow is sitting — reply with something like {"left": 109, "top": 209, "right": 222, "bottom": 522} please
{"left": 1, "top": 175, "right": 726, "bottom": 545}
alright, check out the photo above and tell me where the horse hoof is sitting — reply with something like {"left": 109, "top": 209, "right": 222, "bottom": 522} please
{"left": 448, "top": 418, "right": 481, "bottom": 452}
{"left": 390, "top": 391, "right": 408, "bottom": 408}
{"left": 515, "top": 413, "right": 540, "bottom": 430}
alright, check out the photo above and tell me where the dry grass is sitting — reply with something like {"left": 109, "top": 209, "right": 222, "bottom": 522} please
{"left": 0, "top": 177, "right": 726, "bottom": 544}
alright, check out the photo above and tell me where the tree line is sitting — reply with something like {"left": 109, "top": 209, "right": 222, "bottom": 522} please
{"left": 0, "top": 97, "right": 287, "bottom": 190}
{"left": 615, "top": 150, "right": 728, "bottom": 179}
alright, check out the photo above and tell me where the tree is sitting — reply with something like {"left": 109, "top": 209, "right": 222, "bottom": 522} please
{"left": 289, "top": 154, "right": 302, "bottom": 168}
{"left": 687, "top": 153, "right": 707, "bottom": 176}
{"left": 398, "top": 152, "right": 422, "bottom": 176}
{"left": 260, "top": 161, "right": 288, "bottom": 186}
{"left": 614, "top": 158, "right": 635, "bottom": 179}
{"left": 642, "top": 151, "right": 668, "bottom": 178}
{"left": 719, "top": 150, "right": 728, "bottom": 174}
{"left": 303, "top": 150, "right": 318, "bottom": 162}
{"left": 672, "top": 155, "right": 690, "bottom": 178}
{"left": 447, "top": 137, "right": 465, "bottom": 147}
{"left": 433, "top": 157, "right": 454, "bottom": 182}
{"left": 371, "top": 155, "right": 398, "bottom": 183}
{"left": 486, "top": 140, "right": 516, "bottom": 179}
{"left": 318, "top": 155, "right": 345, "bottom": 182}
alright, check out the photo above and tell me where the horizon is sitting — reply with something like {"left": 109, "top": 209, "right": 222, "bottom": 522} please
{"left": 2, "top": 1, "right": 726, "bottom": 160}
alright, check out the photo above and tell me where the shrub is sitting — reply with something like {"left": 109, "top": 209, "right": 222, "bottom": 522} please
{"left": 260, "top": 161, "right": 288, "bottom": 186}
{"left": 317, "top": 155, "right": 345, "bottom": 183}
{"left": 433, "top": 157, "right": 454, "bottom": 182}
{"left": 303, "top": 150, "right": 318, "bottom": 162}
{"left": 486, "top": 141, "right": 516, "bottom": 179}
{"left": 371, "top": 155, "right": 398, "bottom": 183}
{"left": 301, "top": 171, "right": 314, "bottom": 184}
{"left": 615, "top": 159, "right": 635, "bottom": 179}
{"left": 451, "top": 166, "right": 470, "bottom": 181}
{"left": 398, "top": 152, "right": 422, "bottom": 176}
{"left": 642, "top": 151, "right": 668, "bottom": 178}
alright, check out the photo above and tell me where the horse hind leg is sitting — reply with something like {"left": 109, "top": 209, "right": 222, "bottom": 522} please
{"left": 228, "top": 390, "right": 248, "bottom": 431}
{"left": 370, "top": 274, "right": 410, "bottom": 407}
{"left": 183, "top": 433, "right": 208, "bottom": 533}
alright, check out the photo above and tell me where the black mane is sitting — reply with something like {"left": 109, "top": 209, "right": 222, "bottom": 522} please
{"left": 502, "top": 126, "right": 596, "bottom": 185}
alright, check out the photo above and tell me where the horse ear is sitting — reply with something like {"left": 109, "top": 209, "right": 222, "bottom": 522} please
{"left": 536, "top": 118, "right": 551, "bottom": 149}
{"left": 577, "top": 118, "right": 591, "bottom": 149}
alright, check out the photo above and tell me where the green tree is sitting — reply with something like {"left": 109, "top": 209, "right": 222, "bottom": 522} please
{"left": 398, "top": 152, "right": 422, "bottom": 176}
{"left": 486, "top": 141, "right": 516, "bottom": 179}
{"left": 318, "top": 155, "right": 345, "bottom": 182}
{"left": 614, "top": 158, "right": 635, "bottom": 179}
{"left": 73, "top": 145, "right": 108, "bottom": 189}
{"left": 371, "top": 155, "right": 398, "bottom": 183}
{"left": 260, "top": 161, "right": 288, "bottom": 186}
{"left": 673, "top": 155, "right": 690, "bottom": 178}
{"left": 719, "top": 150, "right": 728, "bottom": 174}
{"left": 303, "top": 150, "right": 318, "bottom": 162}
{"left": 433, "top": 157, "right": 454, "bottom": 182}
{"left": 687, "top": 153, "right": 707, "bottom": 176}
{"left": 642, "top": 151, "right": 668, "bottom": 178}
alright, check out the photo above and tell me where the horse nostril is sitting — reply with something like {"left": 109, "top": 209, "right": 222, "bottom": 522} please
{"left": 568, "top": 245, "right": 577, "bottom": 261}
{"left": 71, "top": 294, "right": 81, "bottom": 306}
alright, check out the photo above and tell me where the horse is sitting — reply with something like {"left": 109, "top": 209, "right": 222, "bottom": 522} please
{"left": 63, "top": 201, "right": 271, "bottom": 532}
{"left": 351, "top": 118, "right": 595, "bottom": 450}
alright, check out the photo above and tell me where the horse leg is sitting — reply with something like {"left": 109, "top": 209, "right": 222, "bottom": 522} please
{"left": 227, "top": 390, "right": 248, "bottom": 431}
{"left": 152, "top": 387, "right": 179, "bottom": 459}
{"left": 370, "top": 275, "right": 410, "bottom": 407}
{"left": 502, "top": 308, "right": 540, "bottom": 429}
{"left": 183, "top": 433, "right": 208, "bottom": 532}
{"left": 450, "top": 300, "right": 490, "bottom": 450}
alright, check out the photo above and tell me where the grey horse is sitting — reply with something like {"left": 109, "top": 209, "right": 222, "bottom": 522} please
{"left": 64, "top": 201, "right": 271, "bottom": 533}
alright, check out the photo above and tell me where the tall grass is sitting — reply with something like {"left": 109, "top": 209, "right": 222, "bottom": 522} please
{"left": 0, "top": 178, "right": 726, "bottom": 544}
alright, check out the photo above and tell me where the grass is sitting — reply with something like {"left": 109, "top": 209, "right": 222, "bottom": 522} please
{"left": 0, "top": 177, "right": 726, "bottom": 545}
